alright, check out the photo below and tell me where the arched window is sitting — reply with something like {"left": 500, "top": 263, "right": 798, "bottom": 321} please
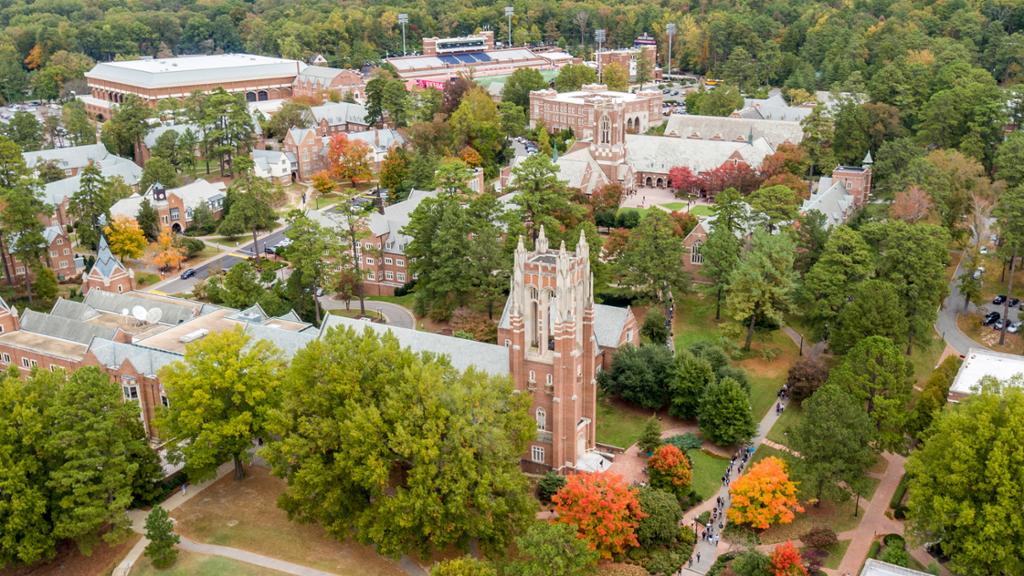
{"left": 536, "top": 408, "right": 546, "bottom": 430}
{"left": 691, "top": 241, "right": 704, "bottom": 264}
{"left": 600, "top": 116, "right": 611, "bottom": 144}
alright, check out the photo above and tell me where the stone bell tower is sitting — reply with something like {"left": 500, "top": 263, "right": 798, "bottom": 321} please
{"left": 500, "top": 227, "right": 598, "bottom": 472}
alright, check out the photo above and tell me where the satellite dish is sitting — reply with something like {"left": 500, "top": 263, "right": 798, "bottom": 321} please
{"left": 121, "top": 308, "right": 130, "bottom": 317}
{"left": 146, "top": 308, "right": 163, "bottom": 324}
{"left": 132, "top": 306, "right": 148, "bottom": 322}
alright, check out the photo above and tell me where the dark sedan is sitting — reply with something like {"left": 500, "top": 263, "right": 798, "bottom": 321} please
{"left": 180, "top": 268, "right": 197, "bottom": 280}
{"left": 993, "top": 295, "right": 1007, "bottom": 305}
{"left": 983, "top": 311, "right": 1001, "bottom": 326}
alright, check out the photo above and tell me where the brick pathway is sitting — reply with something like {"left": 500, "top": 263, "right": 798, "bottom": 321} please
{"left": 833, "top": 453, "right": 907, "bottom": 576}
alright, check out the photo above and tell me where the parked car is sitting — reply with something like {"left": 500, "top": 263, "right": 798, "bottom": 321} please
{"left": 980, "top": 246, "right": 989, "bottom": 254}
{"left": 973, "top": 268, "right": 984, "bottom": 280}
{"left": 264, "top": 244, "right": 276, "bottom": 254}
{"left": 993, "top": 319, "right": 1006, "bottom": 331}
{"left": 993, "top": 295, "right": 1007, "bottom": 305}
{"left": 983, "top": 311, "right": 1001, "bottom": 326}
{"left": 1009, "top": 321, "right": 1022, "bottom": 334}
{"left": 1010, "top": 297, "right": 1021, "bottom": 307}
{"left": 180, "top": 268, "right": 197, "bottom": 279}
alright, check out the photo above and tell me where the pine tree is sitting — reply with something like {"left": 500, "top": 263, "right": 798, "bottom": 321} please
{"left": 143, "top": 506, "right": 179, "bottom": 569}
{"left": 638, "top": 416, "right": 662, "bottom": 454}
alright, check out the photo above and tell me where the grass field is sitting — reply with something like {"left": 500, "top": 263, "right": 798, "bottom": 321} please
{"left": 329, "top": 308, "right": 384, "bottom": 320}
{"left": 596, "top": 393, "right": 653, "bottom": 449}
{"left": 660, "top": 202, "right": 686, "bottom": 211}
{"left": 131, "top": 551, "right": 288, "bottom": 576}
{"left": 688, "top": 449, "right": 730, "bottom": 500}
{"left": 5, "top": 534, "right": 141, "bottom": 576}
{"left": 759, "top": 497, "right": 861, "bottom": 544}
{"left": 617, "top": 207, "right": 652, "bottom": 219}
{"left": 367, "top": 293, "right": 416, "bottom": 308}
{"left": 823, "top": 540, "right": 852, "bottom": 569}
{"left": 765, "top": 404, "right": 803, "bottom": 446}
{"left": 688, "top": 205, "right": 716, "bottom": 217}
{"left": 170, "top": 466, "right": 406, "bottom": 576}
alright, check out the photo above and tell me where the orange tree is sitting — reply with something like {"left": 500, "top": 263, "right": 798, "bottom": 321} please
{"left": 770, "top": 541, "right": 808, "bottom": 576}
{"left": 326, "top": 133, "right": 372, "bottom": 186}
{"left": 552, "top": 472, "right": 644, "bottom": 559}
{"left": 727, "top": 456, "right": 804, "bottom": 530}
{"left": 647, "top": 444, "right": 692, "bottom": 500}
{"left": 152, "top": 228, "right": 185, "bottom": 271}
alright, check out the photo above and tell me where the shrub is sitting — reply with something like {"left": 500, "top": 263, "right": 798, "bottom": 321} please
{"left": 617, "top": 210, "right": 642, "bottom": 229}
{"left": 177, "top": 236, "right": 206, "bottom": 258}
{"left": 889, "top": 474, "right": 909, "bottom": 509}
{"left": 883, "top": 534, "right": 906, "bottom": 548}
{"left": 664, "top": 433, "right": 703, "bottom": 452}
{"left": 879, "top": 544, "right": 911, "bottom": 567}
{"left": 537, "top": 471, "right": 566, "bottom": 504}
{"left": 729, "top": 549, "right": 772, "bottom": 576}
{"left": 647, "top": 444, "right": 693, "bottom": 500}
{"left": 867, "top": 541, "right": 882, "bottom": 559}
{"left": 638, "top": 417, "right": 663, "bottom": 454}
{"left": 800, "top": 527, "right": 838, "bottom": 551}
{"left": 787, "top": 357, "right": 829, "bottom": 403}
{"left": 144, "top": 506, "right": 180, "bottom": 569}
{"left": 641, "top": 309, "right": 670, "bottom": 345}
{"left": 394, "top": 279, "right": 417, "bottom": 297}
{"left": 636, "top": 487, "right": 683, "bottom": 547}
{"left": 627, "top": 546, "right": 687, "bottom": 576}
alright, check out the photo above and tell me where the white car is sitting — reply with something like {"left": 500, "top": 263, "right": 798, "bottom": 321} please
{"left": 980, "top": 246, "right": 989, "bottom": 255}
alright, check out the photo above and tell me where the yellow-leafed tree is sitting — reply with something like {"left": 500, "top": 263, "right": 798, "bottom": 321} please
{"left": 152, "top": 228, "right": 185, "bottom": 271}
{"left": 104, "top": 216, "right": 147, "bottom": 260}
{"left": 727, "top": 456, "right": 804, "bottom": 530}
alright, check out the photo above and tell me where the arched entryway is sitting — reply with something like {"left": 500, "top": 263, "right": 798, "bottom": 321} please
{"left": 645, "top": 176, "right": 653, "bottom": 187}
{"left": 257, "top": 90, "right": 269, "bottom": 101}
{"left": 656, "top": 177, "right": 664, "bottom": 188}
{"left": 171, "top": 223, "right": 182, "bottom": 234}
{"left": 245, "top": 91, "right": 257, "bottom": 102}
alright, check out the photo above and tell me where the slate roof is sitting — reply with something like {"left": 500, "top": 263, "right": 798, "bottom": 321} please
{"left": 109, "top": 179, "right": 226, "bottom": 220}
{"left": 20, "top": 308, "right": 118, "bottom": 345}
{"left": 625, "top": 134, "right": 774, "bottom": 174}
{"left": 89, "top": 235, "right": 130, "bottom": 280}
{"left": 252, "top": 149, "right": 290, "bottom": 173}
{"left": 859, "top": 559, "right": 932, "bottom": 576}
{"left": 802, "top": 176, "right": 855, "bottom": 228}
{"left": 738, "top": 91, "right": 814, "bottom": 122}
{"left": 42, "top": 225, "right": 65, "bottom": 245}
{"left": 554, "top": 147, "right": 610, "bottom": 195}
{"left": 664, "top": 114, "right": 803, "bottom": 148}
{"left": 344, "top": 128, "right": 405, "bottom": 154}
{"left": 242, "top": 323, "right": 318, "bottom": 359}
{"left": 22, "top": 143, "right": 110, "bottom": 170}
{"left": 42, "top": 155, "right": 143, "bottom": 207}
{"left": 321, "top": 315, "right": 510, "bottom": 376}
{"left": 85, "top": 54, "right": 304, "bottom": 90}
{"left": 83, "top": 290, "right": 200, "bottom": 325}
{"left": 50, "top": 297, "right": 100, "bottom": 321}
{"left": 88, "top": 337, "right": 181, "bottom": 377}
{"left": 308, "top": 102, "right": 368, "bottom": 127}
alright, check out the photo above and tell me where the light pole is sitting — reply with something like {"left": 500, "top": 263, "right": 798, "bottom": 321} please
{"left": 595, "top": 28, "right": 606, "bottom": 82}
{"left": 666, "top": 23, "right": 676, "bottom": 79}
{"left": 505, "top": 6, "right": 514, "bottom": 46}
{"left": 398, "top": 13, "right": 408, "bottom": 55}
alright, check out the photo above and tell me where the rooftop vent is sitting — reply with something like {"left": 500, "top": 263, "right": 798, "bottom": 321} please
{"left": 179, "top": 328, "right": 209, "bottom": 343}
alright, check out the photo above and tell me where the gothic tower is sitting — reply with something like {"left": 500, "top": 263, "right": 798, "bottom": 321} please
{"left": 501, "top": 227, "right": 598, "bottom": 472}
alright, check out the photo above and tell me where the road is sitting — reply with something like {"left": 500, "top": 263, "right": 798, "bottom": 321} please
{"left": 150, "top": 226, "right": 292, "bottom": 295}
{"left": 318, "top": 298, "right": 416, "bottom": 329}
{"left": 936, "top": 254, "right": 1020, "bottom": 356}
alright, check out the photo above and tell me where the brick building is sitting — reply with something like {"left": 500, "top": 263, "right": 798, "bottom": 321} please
{"left": 800, "top": 155, "right": 873, "bottom": 228}
{"left": 596, "top": 45, "right": 661, "bottom": 82}
{"left": 306, "top": 102, "right": 370, "bottom": 136}
{"left": 109, "top": 180, "right": 226, "bottom": 234}
{"left": 283, "top": 127, "right": 405, "bottom": 181}
{"left": 292, "top": 66, "right": 366, "bottom": 101}
{"left": 0, "top": 224, "right": 77, "bottom": 284}
{"left": 82, "top": 236, "right": 135, "bottom": 295}
{"left": 81, "top": 54, "right": 305, "bottom": 120}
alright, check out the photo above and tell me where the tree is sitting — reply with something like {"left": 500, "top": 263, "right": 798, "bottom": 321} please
{"left": 637, "top": 417, "right": 663, "bottom": 454}
{"left": 907, "top": 355, "right": 960, "bottom": 440}
{"left": 799, "top": 225, "right": 874, "bottom": 341}
{"left": 450, "top": 87, "right": 504, "bottom": 171}
{"left": 646, "top": 444, "right": 693, "bottom": 499}
{"left": 889, "top": 186, "right": 932, "bottom": 223}
{"left": 136, "top": 198, "right": 161, "bottom": 241}
{"left": 770, "top": 541, "right": 808, "bottom": 576}
{"left": 641, "top": 309, "right": 669, "bottom": 345}
{"left": 669, "top": 166, "right": 701, "bottom": 199}
{"left": 502, "top": 68, "right": 548, "bottom": 110}
{"left": 701, "top": 190, "right": 745, "bottom": 320}
{"left": 219, "top": 169, "right": 278, "bottom": 263}
{"left": 698, "top": 377, "right": 756, "bottom": 446}
{"left": 101, "top": 95, "right": 150, "bottom": 160}
{"left": 915, "top": 150, "right": 989, "bottom": 241}
{"left": 498, "top": 101, "right": 528, "bottom": 139}
{"left": 46, "top": 367, "right": 158, "bottom": 554}
{"left": 993, "top": 185, "right": 1024, "bottom": 345}
{"left": 215, "top": 261, "right": 265, "bottom": 309}
{"left": 748, "top": 185, "right": 799, "bottom": 232}
{"left": 202, "top": 89, "right": 255, "bottom": 176}
{"left": 906, "top": 381, "right": 1024, "bottom": 576}
{"left": 538, "top": 471, "right": 567, "bottom": 504}
{"left": 265, "top": 101, "right": 311, "bottom": 140}
{"left": 552, "top": 472, "right": 644, "bottom": 559}
{"left": 602, "top": 62, "right": 629, "bottom": 92}
{"left": 635, "top": 55, "right": 653, "bottom": 90}
{"left": 790, "top": 384, "right": 877, "bottom": 503}
{"left": 2, "top": 183, "right": 48, "bottom": 298}
{"left": 143, "top": 506, "right": 180, "bottom": 569}
{"left": 726, "top": 230, "right": 796, "bottom": 351}
{"left": 668, "top": 350, "right": 717, "bottom": 420}
{"left": 32, "top": 268, "right": 58, "bottom": 303}
{"left": 995, "top": 131, "right": 1024, "bottom": 188}
{"left": 62, "top": 100, "right": 94, "bottom": 146}
{"left": 800, "top": 104, "right": 835, "bottom": 177}
{"left": 617, "top": 210, "right": 689, "bottom": 303}
{"left": 635, "top": 487, "right": 683, "bottom": 547}
{"left": 684, "top": 85, "right": 744, "bottom": 116}
{"left": 69, "top": 163, "right": 111, "bottom": 249}
{"left": 721, "top": 47, "right": 759, "bottom": 92}
{"left": 2, "top": 112, "right": 43, "bottom": 150}
{"left": 189, "top": 201, "right": 217, "bottom": 235}
{"left": 783, "top": 357, "right": 827, "bottom": 403}
{"left": 826, "top": 336, "right": 913, "bottom": 452}
{"left": 326, "top": 133, "right": 372, "bottom": 185}
{"left": 432, "top": 557, "right": 497, "bottom": 576}
{"left": 830, "top": 280, "right": 908, "bottom": 355}
{"left": 158, "top": 327, "right": 285, "bottom": 481}
{"left": 153, "top": 228, "right": 185, "bottom": 271}
{"left": 727, "top": 456, "right": 804, "bottom": 530}
{"left": 508, "top": 153, "right": 586, "bottom": 244}
{"left": 285, "top": 213, "right": 343, "bottom": 325}
{"left": 263, "top": 327, "right": 533, "bottom": 558}
{"left": 504, "top": 521, "right": 600, "bottom": 576}
{"left": 365, "top": 73, "right": 409, "bottom": 127}
{"left": 597, "top": 344, "right": 676, "bottom": 410}
{"left": 379, "top": 146, "right": 410, "bottom": 200}
{"left": 139, "top": 156, "right": 180, "bottom": 192}
{"left": 554, "top": 64, "right": 597, "bottom": 92}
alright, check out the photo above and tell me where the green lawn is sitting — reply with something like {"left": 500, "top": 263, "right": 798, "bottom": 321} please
{"left": 907, "top": 332, "right": 945, "bottom": 385}
{"left": 596, "top": 393, "right": 653, "bottom": 449}
{"left": 616, "top": 207, "right": 651, "bottom": 219}
{"left": 367, "top": 293, "right": 415, "bottom": 308}
{"left": 688, "top": 205, "right": 716, "bottom": 217}
{"left": 329, "top": 309, "right": 384, "bottom": 320}
{"left": 759, "top": 497, "right": 861, "bottom": 544}
{"left": 765, "top": 404, "right": 804, "bottom": 446}
{"left": 131, "top": 551, "right": 288, "bottom": 576}
{"left": 823, "top": 540, "right": 852, "bottom": 570}
{"left": 688, "top": 449, "right": 730, "bottom": 501}
{"left": 660, "top": 202, "right": 686, "bottom": 211}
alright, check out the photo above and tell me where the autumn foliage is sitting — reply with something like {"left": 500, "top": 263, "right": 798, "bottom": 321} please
{"left": 646, "top": 444, "right": 692, "bottom": 498}
{"left": 890, "top": 185, "right": 933, "bottom": 223}
{"left": 104, "top": 216, "right": 147, "bottom": 260}
{"left": 727, "top": 456, "right": 804, "bottom": 530}
{"left": 770, "top": 541, "right": 809, "bottom": 576}
{"left": 152, "top": 228, "right": 185, "bottom": 271}
{"left": 326, "top": 133, "right": 372, "bottom": 184}
{"left": 552, "top": 472, "right": 645, "bottom": 559}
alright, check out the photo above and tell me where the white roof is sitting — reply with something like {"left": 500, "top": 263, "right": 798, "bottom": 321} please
{"left": 555, "top": 147, "right": 610, "bottom": 195}
{"left": 23, "top": 143, "right": 110, "bottom": 171}
{"left": 664, "top": 114, "right": 803, "bottom": 148}
{"left": 859, "top": 559, "right": 933, "bottom": 576}
{"left": 950, "top": 348, "right": 1024, "bottom": 397}
{"left": 802, "top": 176, "right": 854, "bottom": 228}
{"left": 536, "top": 86, "right": 659, "bottom": 105}
{"left": 42, "top": 154, "right": 142, "bottom": 206}
{"left": 308, "top": 102, "right": 368, "bottom": 127}
{"left": 296, "top": 66, "right": 361, "bottom": 88}
{"left": 341, "top": 128, "right": 405, "bottom": 153}
{"left": 624, "top": 134, "right": 774, "bottom": 174}
{"left": 110, "top": 179, "right": 226, "bottom": 220}
{"left": 85, "top": 54, "right": 304, "bottom": 89}
{"left": 738, "top": 90, "right": 814, "bottom": 122}
{"left": 387, "top": 48, "right": 542, "bottom": 72}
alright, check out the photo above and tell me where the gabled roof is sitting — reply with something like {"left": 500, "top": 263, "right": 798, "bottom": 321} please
{"left": 555, "top": 147, "right": 610, "bottom": 195}
{"left": 344, "top": 128, "right": 405, "bottom": 153}
{"left": 308, "top": 102, "right": 368, "bottom": 127}
{"left": 296, "top": 66, "right": 361, "bottom": 86}
{"left": 664, "top": 114, "right": 804, "bottom": 148}
{"left": 20, "top": 308, "right": 118, "bottom": 345}
{"left": 286, "top": 127, "right": 316, "bottom": 145}
{"left": 50, "top": 297, "right": 100, "bottom": 321}
{"left": 22, "top": 143, "right": 110, "bottom": 170}
{"left": 83, "top": 290, "right": 201, "bottom": 325}
{"left": 802, "top": 176, "right": 854, "bottom": 229}
{"left": 42, "top": 154, "right": 143, "bottom": 207}
{"left": 89, "top": 235, "right": 130, "bottom": 280}
{"left": 88, "top": 337, "right": 181, "bottom": 377}
{"left": 625, "top": 134, "right": 774, "bottom": 174}
{"left": 42, "top": 224, "right": 66, "bottom": 245}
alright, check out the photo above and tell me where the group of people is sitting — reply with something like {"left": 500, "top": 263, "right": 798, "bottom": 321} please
{"left": 775, "top": 383, "right": 790, "bottom": 415}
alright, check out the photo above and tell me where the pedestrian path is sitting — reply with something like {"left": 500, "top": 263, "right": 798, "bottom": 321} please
{"left": 178, "top": 535, "right": 341, "bottom": 576}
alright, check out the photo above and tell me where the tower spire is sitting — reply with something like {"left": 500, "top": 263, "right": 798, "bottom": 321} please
{"left": 537, "top": 225, "right": 549, "bottom": 253}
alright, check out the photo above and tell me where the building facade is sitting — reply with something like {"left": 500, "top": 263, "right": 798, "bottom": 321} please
{"left": 530, "top": 85, "right": 663, "bottom": 139}
{"left": 1, "top": 225, "right": 76, "bottom": 284}
{"left": 292, "top": 67, "right": 366, "bottom": 101}
{"left": 109, "top": 180, "right": 226, "bottom": 234}
{"left": 387, "top": 33, "right": 574, "bottom": 84}
{"left": 596, "top": 45, "right": 661, "bottom": 82}
{"left": 82, "top": 236, "right": 135, "bottom": 295}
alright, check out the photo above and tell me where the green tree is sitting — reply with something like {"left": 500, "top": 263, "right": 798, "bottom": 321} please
{"left": 365, "top": 73, "right": 409, "bottom": 128}
{"left": 826, "top": 336, "right": 913, "bottom": 452}
{"left": 907, "top": 355, "right": 960, "bottom": 440}
{"left": 684, "top": 85, "right": 744, "bottom": 116}
{"left": 698, "top": 377, "right": 756, "bottom": 446}
{"left": 139, "top": 156, "right": 180, "bottom": 192}
{"left": 748, "top": 185, "right": 799, "bottom": 232}
{"left": 725, "top": 230, "right": 796, "bottom": 351}
{"left": 265, "top": 101, "right": 311, "bottom": 140}
{"left": 906, "top": 381, "right": 1024, "bottom": 576}
{"left": 149, "top": 130, "right": 179, "bottom": 165}
{"left": 597, "top": 344, "right": 676, "bottom": 410}
{"left": 218, "top": 261, "right": 265, "bottom": 309}
{"left": 101, "top": 95, "right": 150, "bottom": 160}
{"left": 204, "top": 89, "right": 255, "bottom": 176}
{"left": 799, "top": 225, "right": 874, "bottom": 341}
{"left": 68, "top": 162, "right": 111, "bottom": 249}
{"left": 537, "top": 471, "right": 567, "bottom": 504}
{"left": 432, "top": 557, "right": 497, "bottom": 576}
{"left": 830, "top": 280, "right": 908, "bottom": 355}
{"left": 602, "top": 62, "right": 629, "bottom": 92}
{"left": 508, "top": 153, "right": 586, "bottom": 244}
{"left": 790, "top": 384, "right": 877, "bottom": 503}
{"left": 993, "top": 185, "right": 1024, "bottom": 345}
{"left": 800, "top": 104, "right": 835, "bottom": 177}
{"left": 917, "top": 76, "right": 1007, "bottom": 167}
{"left": 503, "top": 521, "right": 599, "bottom": 576}
{"left": 617, "top": 210, "right": 689, "bottom": 303}
{"left": 502, "top": 68, "right": 548, "bottom": 110}
{"left": 218, "top": 168, "right": 278, "bottom": 264}
{"left": 2, "top": 183, "right": 49, "bottom": 299}
{"left": 701, "top": 189, "right": 745, "bottom": 320}
{"left": 189, "top": 201, "right": 217, "bottom": 235}
{"left": 143, "top": 506, "right": 180, "bottom": 569}
{"left": 668, "top": 350, "right": 717, "bottom": 421}
{"left": 450, "top": 86, "right": 504, "bottom": 171}
{"left": 793, "top": 210, "right": 830, "bottom": 274}
{"left": 641, "top": 309, "right": 669, "bottom": 345}
{"left": 32, "top": 268, "right": 58, "bottom": 304}
{"left": 285, "top": 212, "right": 343, "bottom": 325}
{"left": 136, "top": 198, "right": 160, "bottom": 241}
{"left": 47, "top": 367, "right": 155, "bottom": 554}
{"left": 262, "top": 327, "right": 534, "bottom": 558}
{"left": 498, "top": 102, "right": 528, "bottom": 139}
{"left": 554, "top": 63, "right": 597, "bottom": 92}
{"left": 1, "top": 112, "right": 43, "bottom": 150}
{"left": 635, "top": 55, "right": 653, "bottom": 90}
{"left": 634, "top": 487, "right": 683, "bottom": 547}
{"left": 157, "top": 327, "right": 285, "bottom": 481}
{"left": 638, "top": 417, "right": 663, "bottom": 454}
{"left": 62, "top": 100, "right": 95, "bottom": 146}
{"left": 995, "top": 131, "right": 1024, "bottom": 188}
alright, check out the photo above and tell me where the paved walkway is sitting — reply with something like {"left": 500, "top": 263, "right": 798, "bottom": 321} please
{"left": 177, "top": 535, "right": 340, "bottom": 576}
{"left": 834, "top": 453, "right": 906, "bottom": 576}
{"left": 318, "top": 297, "right": 416, "bottom": 329}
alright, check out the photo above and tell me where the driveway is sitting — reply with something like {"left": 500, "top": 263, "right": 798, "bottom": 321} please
{"left": 318, "top": 297, "right": 416, "bottom": 329}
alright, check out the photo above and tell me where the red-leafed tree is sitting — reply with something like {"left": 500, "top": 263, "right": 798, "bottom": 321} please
{"left": 667, "top": 211, "right": 698, "bottom": 238}
{"left": 591, "top": 183, "right": 624, "bottom": 213}
{"left": 646, "top": 444, "right": 692, "bottom": 499}
{"left": 700, "top": 161, "right": 763, "bottom": 196}
{"left": 326, "top": 133, "right": 372, "bottom": 185}
{"left": 727, "top": 456, "right": 804, "bottom": 530}
{"left": 890, "top": 185, "right": 933, "bottom": 223}
{"left": 770, "top": 541, "right": 809, "bottom": 576}
{"left": 669, "top": 166, "right": 702, "bottom": 198}
{"left": 760, "top": 143, "right": 810, "bottom": 178}
{"left": 603, "top": 228, "right": 631, "bottom": 260}
{"left": 762, "top": 172, "right": 808, "bottom": 198}
{"left": 552, "top": 472, "right": 645, "bottom": 559}
{"left": 459, "top": 145, "right": 482, "bottom": 167}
